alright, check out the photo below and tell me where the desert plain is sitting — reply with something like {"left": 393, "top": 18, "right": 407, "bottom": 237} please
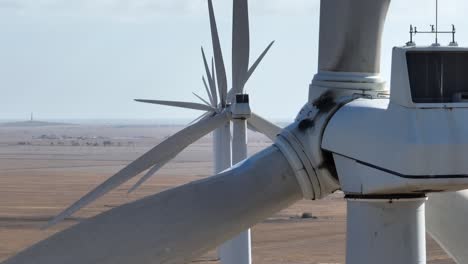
{"left": 0, "top": 121, "right": 455, "bottom": 263}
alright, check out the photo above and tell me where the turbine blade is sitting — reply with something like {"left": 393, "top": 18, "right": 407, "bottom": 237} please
{"left": 44, "top": 111, "right": 229, "bottom": 228}
{"left": 201, "top": 47, "right": 216, "bottom": 107}
{"left": 231, "top": 0, "right": 250, "bottom": 95}
{"left": 192, "top": 92, "right": 212, "bottom": 107}
{"left": 247, "top": 122, "right": 257, "bottom": 133}
{"left": 207, "top": 0, "right": 227, "bottom": 106}
{"left": 201, "top": 47, "right": 213, "bottom": 82}
{"left": 202, "top": 76, "right": 214, "bottom": 107}
{"left": 211, "top": 57, "right": 218, "bottom": 106}
{"left": 247, "top": 112, "right": 281, "bottom": 141}
{"left": 225, "top": 41, "right": 273, "bottom": 103}
{"left": 246, "top": 41, "right": 275, "bottom": 83}
{"left": 127, "top": 163, "right": 165, "bottom": 194}
{"left": 188, "top": 111, "right": 212, "bottom": 126}
{"left": 4, "top": 146, "right": 301, "bottom": 264}
{"left": 128, "top": 112, "right": 213, "bottom": 194}
{"left": 426, "top": 190, "right": 468, "bottom": 263}
{"left": 134, "top": 99, "right": 213, "bottom": 112}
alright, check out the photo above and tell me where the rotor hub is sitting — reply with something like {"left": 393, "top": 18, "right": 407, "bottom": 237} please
{"left": 274, "top": 95, "right": 354, "bottom": 200}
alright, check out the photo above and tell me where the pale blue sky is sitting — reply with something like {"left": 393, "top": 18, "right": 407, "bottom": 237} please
{"left": 0, "top": 0, "right": 467, "bottom": 121}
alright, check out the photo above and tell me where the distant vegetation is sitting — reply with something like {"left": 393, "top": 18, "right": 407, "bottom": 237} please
{"left": 0, "top": 120, "right": 73, "bottom": 127}
{"left": 16, "top": 141, "right": 32, "bottom": 146}
{"left": 12, "top": 134, "right": 137, "bottom": 148}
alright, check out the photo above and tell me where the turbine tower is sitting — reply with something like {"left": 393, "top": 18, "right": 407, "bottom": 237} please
{"left": 5, "top": 1, "right": 468, "bottom": 264}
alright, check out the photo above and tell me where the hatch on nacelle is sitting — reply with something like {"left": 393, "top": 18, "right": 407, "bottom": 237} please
{"left": 407, "top": 51, "right": 468, "bottom": 103}
{"left": 390, "top": 47, "right": 468, "bottom": 108}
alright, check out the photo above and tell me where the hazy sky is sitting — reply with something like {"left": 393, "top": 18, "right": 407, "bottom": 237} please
{"left": 1, "top": 0, "right": 467, "bottom": 121}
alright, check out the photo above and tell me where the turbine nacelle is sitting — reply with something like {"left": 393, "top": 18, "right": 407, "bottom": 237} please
{"left": 231, "top": 94, "right": 251, "bottom": 120}
{"left": 323, "top": 98, "right": 468, "bottom": 195}
{"left": 282, "top": 45, "right": 468, "bottom": 198}
{"left": 321, "top": 46, "right": 468, "bottom": 196}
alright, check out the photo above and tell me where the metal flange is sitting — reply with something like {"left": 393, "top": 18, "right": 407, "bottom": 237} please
{"left": 275, "top": 93, "right": 353, "bottom": 200}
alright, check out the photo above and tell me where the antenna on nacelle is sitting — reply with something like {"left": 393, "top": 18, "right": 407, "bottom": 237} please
{"left": 436, "top": 0, "right": 438, "bottom": 44}
{"left": 406, "top": 0, "right": 458, "bottom": 47}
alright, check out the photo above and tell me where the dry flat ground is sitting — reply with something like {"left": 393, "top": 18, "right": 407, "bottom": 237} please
{"left": 0, "top": 122, "right": 454, "bottom": 264}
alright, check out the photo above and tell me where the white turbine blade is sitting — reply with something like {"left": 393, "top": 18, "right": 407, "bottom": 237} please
{"left": 227, "top": 42, "right": 274, "bottom": 102}
{"left": 247, "top": 122, "right": 257, "bottom": 133}
{"left": 247, "top": 112, "right": 281, "bottom": 141}
{"left": 231, "top": 0, "right": 250, "bottom": 95}
{"left": 188, "top": 111, "right": 212, "bottom": 126}
{"left": 318, "top": 0, "right": 390, "bottom": 73}
{"left": 3, "top": 146, "right": 302, "bottom": 264}
{"left": 246, "top": 41, "right": 275, "bottom": 82}
{"left": 211, "top": 57, "right": 218, "bottom": 106}
{"left": 127, "top": 163, "right": 165, "bottom": 194}
{"left": 192, "top": 92, "right": 212, "bottom": 107}
{"left": 207, "top": 0, "right": 227, "bottom": 106}
{"left": 202, "top": 76, "right": 215, "bottom": 107}
{"left": 44, "top": 111, "right": 229, "bottom": 228}
{"left": 426, "top": 190, "right": 468, "bottom": 263}
{"left": 201, "top": 47, "right": 217, "bottom": 107}
{"left": 129, "top": 111, "right": 213, "bottom": 194}
{"left": 134, "top": 99, "right": 213, "bottom": 112}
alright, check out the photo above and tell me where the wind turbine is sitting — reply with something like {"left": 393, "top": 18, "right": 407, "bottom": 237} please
{"left": 42, "top": 1, "right": 278, "bottom": 263}
{"left": 5, "top": 0, "right": 468, "bottom": 264}
{"left": 129, "top": 0, "right": 276, "bottom": 191}
{"left": 131, "top": 1, "right": 276, "bottom": 263}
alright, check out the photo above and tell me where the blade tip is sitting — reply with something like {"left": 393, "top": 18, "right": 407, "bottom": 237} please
{"left": 42, "top": 218, "right": 59, "bottom": 230}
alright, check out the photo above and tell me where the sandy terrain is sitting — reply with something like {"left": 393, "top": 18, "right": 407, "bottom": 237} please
{"left": 0, "top": 123, "right": 454, "bottom": 263}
